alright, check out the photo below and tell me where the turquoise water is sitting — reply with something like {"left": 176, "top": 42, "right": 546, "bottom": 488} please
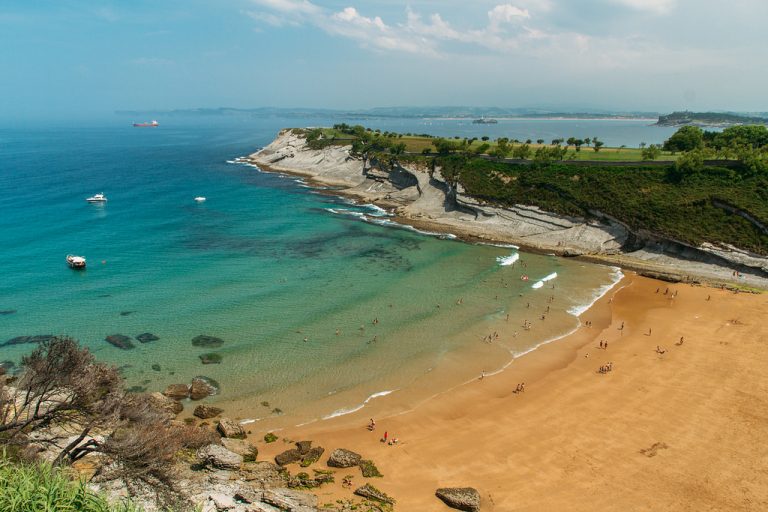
{"left": 0, "top": 117, "right": 626, "bottom": 428}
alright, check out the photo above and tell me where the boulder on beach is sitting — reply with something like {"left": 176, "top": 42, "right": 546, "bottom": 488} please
{"left": 193, "top": 404, "right": 223, "bottom": 419}
{"left": 196, "top": 444, "right": 243, "bottom": 470}
{"left": 221, "top": 438, "right": 258, "bottom": 462}
{"left": 136, "top": 332, "right": 160, "bottom": 343}
{"left": 435, "top": 487, "right": 481, "bottom": 512}
{"left": 190, "top": 376, "right": 219, "bottom": 400}
{"left": 191, "top": 335, "right": 224, "bottom": 348}
{"left": 162, "top": 384, "right": 190, "bottom": 400}
{"left": 355, "top": 483, "right": 396, "bottom": 505}
{"left": 105, "top": 334, "right": 135, "bottom": 350}
{"left": 296, "top": 440, "right": 312, "bottom": 455}
{"left": 217, "top": 418, "right": 245, "bottom": 439}
{"left": 300, "top": 446, "right": 324, "bottom": 467}
{"left": 327, "top": 448, "right": 362, "bottom": 468}
{"left": 275, "top": 448, "right": 303, "bottom": 466}
{"left": 199, "top": 353, "right": 222, "bottom": 364}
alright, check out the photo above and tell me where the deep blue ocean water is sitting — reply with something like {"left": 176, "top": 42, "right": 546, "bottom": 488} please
{"left": 0, "top": 116, "right": 657, "bottom": 427}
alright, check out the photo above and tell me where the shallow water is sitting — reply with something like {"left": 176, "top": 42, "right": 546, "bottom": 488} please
{"left": 0, "top": 116, "right": 625, "bottom": 428}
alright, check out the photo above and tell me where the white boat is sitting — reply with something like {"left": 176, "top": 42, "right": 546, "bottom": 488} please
{"left": 86, "top": 193, "right": 107, "bottom": 203}
{"left": 66, "top": 255, "right": 86, "bottom": 269}
{"left": 194, "top": 196, "right": 206, "bottom": 202}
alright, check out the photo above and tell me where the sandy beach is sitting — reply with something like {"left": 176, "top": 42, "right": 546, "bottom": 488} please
{"left": 255, "top": 274, "right": 768, "bottom": 511}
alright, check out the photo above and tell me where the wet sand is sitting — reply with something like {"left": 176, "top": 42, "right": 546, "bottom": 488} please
{"left": 255, "top": 275, "right": 768, "bottom": 511}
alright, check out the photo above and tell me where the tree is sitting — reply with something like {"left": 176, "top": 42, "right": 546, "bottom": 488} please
{"left": 674, "top": 149, "right": 705, "bottom": 176}
{"left": 490, "top": 139, "right": 511, "bottom": 160}
{"left": 566, "top": 137, "right": 576, "bottom": 147}
{"left": 584, "top": 137, "right": 592, "bottom": 147}
{"left": 481, "top": 136, "right": 490, "bottom": 141}
{"left": 574, "top": 139, "right": 584, "bottom": 152}
{"left": 536, "top": 139, "right": 545, "bottom": 145}
{"left": 593, "top": 140, "right": 604, "bottom": 152}
{"left": 641, "top": 144, "right": 661, "bottom": 160}
{"left": 474, "top": 143, "right": 491, "bottom": 155}
{"left": 639, "top": 142, "right": 647, "bottom": 149}
{"left": 663, "top": 125, "right": 704, "bottom": 152}
{"left": 618, "top": 144, "right": 627, "bottom": 152}
{"left": 389, "top": 142, "right": 406, "bottom": 156}
{"left": 513, "top": 144, "right": 531, "bottom": 159}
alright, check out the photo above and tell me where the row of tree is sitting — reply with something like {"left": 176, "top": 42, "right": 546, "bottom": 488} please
{"left": 664, "top": 125, "right": 768, "bottom": 174}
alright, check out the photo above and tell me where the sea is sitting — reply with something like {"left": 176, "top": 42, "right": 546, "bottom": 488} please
{"left": 0, "top": 116, "right": 671, "bottom": 429}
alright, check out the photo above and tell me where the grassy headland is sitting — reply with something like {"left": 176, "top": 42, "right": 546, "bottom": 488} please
{"left": 295, "top": 124, "right": 768, "bottom": 255}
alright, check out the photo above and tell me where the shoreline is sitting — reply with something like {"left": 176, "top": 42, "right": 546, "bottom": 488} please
{"left": 236, "top": 155, "right": 766, "bottom": 292}
{"left": 252, "top": 273, "right": 768, "bottom": 511}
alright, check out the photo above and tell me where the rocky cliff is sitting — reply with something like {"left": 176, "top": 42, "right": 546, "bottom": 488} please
{"left": 248, "top": 130, "right": 768, "bottom": 289}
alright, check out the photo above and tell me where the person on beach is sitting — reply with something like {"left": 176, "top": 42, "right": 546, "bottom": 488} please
{"left": 506, "top": 313, "right": 510, "bottom": 321}
{"left": 648, "top": 328, "right": 652, "bottom": 336}
{"left": 336, "top": 328, "right": 340, "bottom": 336}
{"left": 676, "top": 337, "right": 684, "bottom": 346}
{"left": 383, "top": 431, "right": 388, "bottom": 443}
{"left": 620, "top": 321, "right": 624, "bottom": 330}
{"left": 368, "top": 418, "right": 376, "bottom": 431}
{"left": 480, "top": 371, "right": 485, "bottom": 380}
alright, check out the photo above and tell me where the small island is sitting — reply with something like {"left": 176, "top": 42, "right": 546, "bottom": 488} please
{"left": 656, "top": 111, "right": 768, "bottom": 127}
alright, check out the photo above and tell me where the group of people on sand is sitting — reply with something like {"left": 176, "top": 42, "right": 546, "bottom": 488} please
{"left": 599, "top": 340, "right": 608, "bottom": 349}
{"left": 368, "top": 418, "right": 399, "bottom": 445}
{"left": 598, "top": 362, "right": 613, "bottom": 374}
{"left": 513, "top": 382, "right": 525, "bottom": 393}
{"left": 483, "top": 331, "right": 500, "bottom": 343}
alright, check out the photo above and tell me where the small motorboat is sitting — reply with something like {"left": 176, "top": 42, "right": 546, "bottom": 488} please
{"left": 194, "top": 196, "right": 206, "bottom": 202}
{"left": 66, "top": 255, "right": 86, "bottom": 269}
{"left": 86, "top": 193, "right": 107, "bottom": 203}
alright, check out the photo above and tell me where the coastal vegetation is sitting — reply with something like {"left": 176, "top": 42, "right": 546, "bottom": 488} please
{"left": 657, "top": 111, "right": 768, "bottom": 127}
{"left": 296, "top": 124, "right": 768, "bottom": 255}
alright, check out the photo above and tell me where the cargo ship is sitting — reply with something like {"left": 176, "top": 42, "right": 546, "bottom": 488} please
{"left": 133, "top": 120, "right": 159, "bottom": 127}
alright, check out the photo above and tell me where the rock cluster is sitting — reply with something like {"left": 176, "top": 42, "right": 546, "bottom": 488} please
{"left": 192, "top": 335, "right": 225, "bottom": 348}
{"left": 197, "top": 444, "right": 243, "bottom": 470}
{"left": 162, "top": 376, "right": 219, "bottom": 401}
{"left": 275, "top": 441, "right": 324, "bottom": 467}
{"left": 136, "top": 332, "right": 160, "bottom": 343}
{"left": 435, "top": 487, "right": 481, "bottom": 512}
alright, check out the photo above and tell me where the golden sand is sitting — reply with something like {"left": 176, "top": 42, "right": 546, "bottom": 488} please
{"left": 255, "top": 275, "right": 768, "bottom": 511}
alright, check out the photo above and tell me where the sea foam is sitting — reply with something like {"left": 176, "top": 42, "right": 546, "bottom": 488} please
{"left": 567, "top": 266, "right": 624, "bottom": 317}
{"left": 531, "top": 272, "right": 558, "bottom": 289}
{"left": 496, "top": 252, "right": 520, "bottom": 266}
{"left": 321, "top": 389, "right": 396, "bottom": 420}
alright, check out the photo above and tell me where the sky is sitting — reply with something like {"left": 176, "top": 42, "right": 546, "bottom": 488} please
{"left": 1, "top": 0, "right": 766, "bottom": 119}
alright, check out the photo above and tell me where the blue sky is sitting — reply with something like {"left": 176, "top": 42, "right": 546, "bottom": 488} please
{"left": 1, "top": 0, "right": 766, "bottom": 118}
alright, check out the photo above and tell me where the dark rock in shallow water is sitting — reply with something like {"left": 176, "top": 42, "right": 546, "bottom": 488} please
{"left": 199, "top": 353, "right": 222, "bottom": 364}
{"left": 3, "top": 335, "right": 55, "bottom": 347}
{"left": 193, "top": 404, "right": 224, "bottom": 419}
{"left": 435, "top": 487, "right": 481, "bottom": 512}
{"left": 119, "top": 311, "right": 135, "bottom": 316}
{"left": 126, "top": 385, "right": 147, "bottom": 393}
{"left": 136, "top": 333, "right": 160, "bottom": 343}
{"left": 105, "top": 334, "right": 135, "bottom": 350}
{"left": 190, "top": 376, "right": 219, "bottom": 400}
{"left": 151, "top": 364, "right": 161, "bottom": 372}
{"left": 191, "top": 335, "right": 225, "bottom": 348}
{"left": 0, "top": 361, "right": 16, "bottom": 376}
{"left": 0, "top": 310, "right": 17, "bottom": 315}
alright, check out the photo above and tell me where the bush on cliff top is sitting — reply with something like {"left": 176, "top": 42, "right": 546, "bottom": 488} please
{"left": 0, "top": 456, "right": 143, "bottom": 512}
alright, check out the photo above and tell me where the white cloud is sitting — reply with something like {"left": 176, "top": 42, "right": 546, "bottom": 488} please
{"left": 488, "top": 4, "right": 530, "bottom": 32}
{"left": 610, "top": 0, "right": 677, "bottom": 14}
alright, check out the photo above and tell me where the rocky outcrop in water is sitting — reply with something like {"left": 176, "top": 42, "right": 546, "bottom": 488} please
{"left": 2, "top": 334, "right": 55, "bottom": 347}
{"left": 105, "top": 334, "right": 135, "bottom": 350}
{"left": 190, "top": 376, "right": 219, "bottom": 400}
{"left": 199, "top": 353, "right": 222, "bottom": 364}
{"left": 136, "top": 332, "right": 160, "bottom": 343}
{"left": 435, "top": 487, "right": 481, "bottom": 511}
{"left": 192, "top": 335, "right": 225, "bottom": 348}
{"left": 163, "top": 384, "right": 190, "bottom": 400}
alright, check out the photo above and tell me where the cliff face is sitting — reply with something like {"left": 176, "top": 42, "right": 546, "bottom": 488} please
{"left": 248, "top": 130, "right": 768, "bottom": 288}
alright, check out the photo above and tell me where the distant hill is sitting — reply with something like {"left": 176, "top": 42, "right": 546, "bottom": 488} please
{"left": 115, "top": 106, "right": 659, "bottom": 120}
{"left": 657, "top": 111, "right": 768, "bottom": 127}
